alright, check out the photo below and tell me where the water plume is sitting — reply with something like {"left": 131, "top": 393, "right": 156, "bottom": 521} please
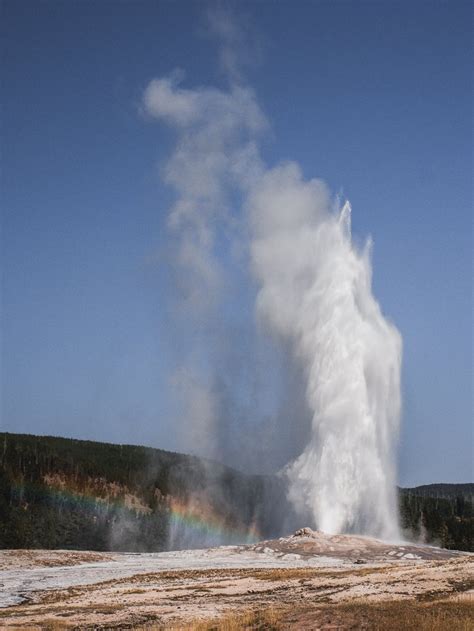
{"left": 248, "top": 164, "right": 402, "bottom": 539}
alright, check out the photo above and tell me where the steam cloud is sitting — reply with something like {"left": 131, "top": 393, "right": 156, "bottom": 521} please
{"left": 249, "top": 168, "right": 402, "bottom": 539}
{"left": 142, "top": 10, "right": 402, "bottom": 540}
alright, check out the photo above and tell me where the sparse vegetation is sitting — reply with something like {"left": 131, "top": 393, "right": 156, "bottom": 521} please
{"left": 168, "top": 600, "right": 474, "bottom": 631}
{"left": 1, "top": 552, "right": 472, "bottom": 630}
{"left": 180, "top": 607, "right": 283, "bottom": 631}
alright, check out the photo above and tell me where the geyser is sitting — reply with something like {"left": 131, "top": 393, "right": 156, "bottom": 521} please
{"left": 143, "top": 22, "right": 402, "bottom": 541}
{"left": 248, "top": 164, "right": 402, "bottom": 540}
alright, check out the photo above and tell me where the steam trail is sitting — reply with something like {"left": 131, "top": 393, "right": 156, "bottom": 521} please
{"left": 142, "top": 12, "right": 402, "bottom": 541}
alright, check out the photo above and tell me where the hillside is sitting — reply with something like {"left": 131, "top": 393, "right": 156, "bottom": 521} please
{"left": 0, "top": 433, "right": 472, "bottom": 551}
{"left": 0, "top": 432, "right": 288, "bottom": 551}
{"left": 399, "top": 484, "right": 473, "bottom": 551}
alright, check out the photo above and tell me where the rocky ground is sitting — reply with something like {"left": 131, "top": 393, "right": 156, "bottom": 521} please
{"left": 0, "top": 529, "right": 472, "bottom": 629}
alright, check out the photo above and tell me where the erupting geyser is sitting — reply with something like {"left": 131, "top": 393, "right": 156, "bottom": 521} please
{"left": 144, "top": 66, "right": 402, "bottom": 542}
{"left": 248, "top": 164, "right": 402, "bottom": 540}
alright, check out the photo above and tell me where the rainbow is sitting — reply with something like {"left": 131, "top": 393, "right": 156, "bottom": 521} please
{"left": 9, "top": 479, "right": 261, "bottom": 547}
{"left": 9, "top": 479, "right": 140, "bottom": 515}
{"left": 168, "top": 498, "right": 260, "bottom": 546}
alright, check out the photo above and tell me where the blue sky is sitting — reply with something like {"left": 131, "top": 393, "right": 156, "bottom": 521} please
{"left": 2, "top": 0, "right": 472, "bottom": 486}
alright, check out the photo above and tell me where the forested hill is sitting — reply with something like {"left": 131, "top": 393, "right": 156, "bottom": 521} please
{"left": 0, "top": 432, "right": 472, "bottom": 552}
{"left": 401, "top": 483, "right": 473, "bottom": 500}
{"left": 398, "top": 483, "right": 473, "bottom": 551}
{"left": 0, "top": 432, "right": 289, "bottom": 551}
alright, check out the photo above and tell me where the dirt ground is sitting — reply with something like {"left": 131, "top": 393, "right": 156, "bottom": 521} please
{"left": 0, "top": 532, "right": 472, "bottom": 629}
{"left": 0, "top": 549, "right": 115, "bottom": 571}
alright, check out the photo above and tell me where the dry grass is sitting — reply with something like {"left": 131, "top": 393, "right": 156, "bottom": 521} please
{"left": 173, "top": 607, "right": 282, "bottom": 630}
{"left": 251, "top": 564, "right": 390, "bottom": 582}
{"left": 250, "top": 568, "right": 323, "bottom": 582}
{"left": 162, "top": 599, "right": 474, "bottom": 631}
{"left": 334, "top": 600, "right": 474, "bottom": 631}
{"left": 4, "top": 596, "right": 472, "bottom": 630}
{"left": 7, "top": 621, "right": 70, "bottom": 631}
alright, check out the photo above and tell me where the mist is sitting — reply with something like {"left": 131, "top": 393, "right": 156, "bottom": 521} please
{"left": 142, "top": 9, "right": 402, "bottom": 540}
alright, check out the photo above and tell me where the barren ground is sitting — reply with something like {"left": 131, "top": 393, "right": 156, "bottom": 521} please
{"left": 0, "top": 530, "right": 472, "bottom": 630}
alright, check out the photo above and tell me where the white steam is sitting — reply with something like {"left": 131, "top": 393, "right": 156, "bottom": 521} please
{"left": 143, "top": 73, "right": 266, "bottom": 460}
{"left": 248, "top": 164, "right": 402, "bottom": 539}
{"left": 143, "top": 72, "right": 265, "bottom": 312}
{"left": 143, "top": 15, "right": 402, "bottom": 540}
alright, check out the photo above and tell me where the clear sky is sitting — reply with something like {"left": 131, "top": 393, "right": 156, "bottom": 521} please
{"left": 2, "top": 0, "right": 472, "bottom": 486}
